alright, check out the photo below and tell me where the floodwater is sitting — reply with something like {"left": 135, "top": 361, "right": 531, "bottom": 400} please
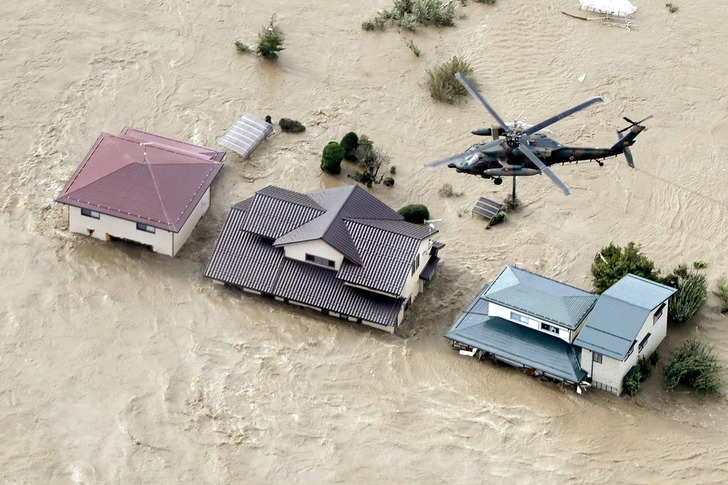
{"left": 2, "top": 0, "right": 728, "bottom": 482}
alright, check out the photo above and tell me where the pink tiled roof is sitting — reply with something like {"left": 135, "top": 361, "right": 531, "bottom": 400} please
{"left": 56, "top": 130, "right": 224, "bottom": 232}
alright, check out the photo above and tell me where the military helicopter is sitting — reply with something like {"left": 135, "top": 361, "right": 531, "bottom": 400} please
{"left": 425, "top": 72, "right": 650, "bottom": 196}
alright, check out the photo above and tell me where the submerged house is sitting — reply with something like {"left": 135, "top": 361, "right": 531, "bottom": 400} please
{"left": 205, "top": 184, "right": 444, "bottom": 333}
{"left": 445, "top": 265, "right": 676, "bottom": 394}
{"left": 56, "top": 127, "right": 225, "bottom": 256}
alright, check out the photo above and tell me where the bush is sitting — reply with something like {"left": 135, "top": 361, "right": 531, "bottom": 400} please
{"left": 623, "top": 366, "right": 643, "bottom": 397}
{"left": 362, "top": 0, "right": 455, "bottom": 32}
{"left": 426, "top": 56, "right": 474, "bottom": 103}
{"left": 340, "top": 132, "right": 359, "bottom": 161}
{"left": 279, "top": 118, "right": 305, "bottom": 133}
{"left": 351, "top": 135, "right": 390, "bottom": 188}
{"left": 321, "top": 142, "right": 345, "bottom": 175}
{"left": 399, "top": 204, "right": 430, "bottom": 224}
{"left": 664, "top": 331, "right": 722, "bottom": 393}
{"left": 485, "top": 211, "right": 506, "bottom": 229}
{"left": 390, "top": 165, "right": 396, "bottom": 175}
{"left": 665, "top": 265, "right": 707, "bottom": 323}
{"left": 257, "top": 15, "right": 285, "bottom": 59}
{"left": 716, "top": 277, "right": 728, "bottom": 313}
{"left": 591, "top": 242, "right": 661, "bottom": 294}
{"left": 383, "top": 177, "right": 395, "bottom": 187}
{"left": 265, "top": 115, "right": 272, "bottom": 124}
{"left": 235, "top": 40, "right": 252, "bottom": 53}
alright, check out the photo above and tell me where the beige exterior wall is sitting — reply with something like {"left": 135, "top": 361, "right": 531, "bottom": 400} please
{"left": 68, "top": 206, "right": 175, "bottom": 256}
{"left": 582, "top": 301, "right": 669, "bottom": 394}
{"left": 400, "top": 238, "right": 433, "bottom": 304}
{"left": 172, "top": 187, "right": 211, "bottom": 256}
{"left": 282, "top": 239, "right": 344, "bottom": 270}
{"left": 488, "top": 303, "right": 573, "bottom": 343}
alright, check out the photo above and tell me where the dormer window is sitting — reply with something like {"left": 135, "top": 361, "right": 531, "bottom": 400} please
{"left": 305, "top": 253, "right": 335, "bottom": 268}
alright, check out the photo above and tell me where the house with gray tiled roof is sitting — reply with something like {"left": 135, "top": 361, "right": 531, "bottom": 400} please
{"left": 55, "top": 127, "right": 224, "bottom": 257}
{"left": 205, "top": 184, "right": 444, "bottom": 333}
{"left": 446, "top": 266, "right": 676, "bottom": 394}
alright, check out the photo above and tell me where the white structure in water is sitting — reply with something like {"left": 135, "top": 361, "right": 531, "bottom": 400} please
{"left": 56, "top": 127, "right": 224, "bottom": 257}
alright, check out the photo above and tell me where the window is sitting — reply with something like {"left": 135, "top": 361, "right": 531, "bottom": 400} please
{"left": 510, "top": 311, "right": 530, "bottom": 325}
{"left": 653, "top": 302, "right": 666, "bottom": 324}
{"left": 305, "top": 253, "right": 335, "bottom": 268}
{"left": 593, "top": 352, "right": 603, "bottom": 364}
{"left": 625, "top": 341, "right": 636, "bottom": 360}
{"left": 540, "top": 323, "right": 560, "bottom": 335}
{"left": 638, "top": 333, "right": 652, "bottom": 353}
{"left": 81, "top": 208, "right": 100, "bottom": 219}
{"left": 136, "top": 222, "right": 156, "bottom": 234}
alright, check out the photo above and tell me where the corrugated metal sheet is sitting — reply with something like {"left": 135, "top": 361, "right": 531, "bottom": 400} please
{"left": 483, "top": 265, "right": 598, "bottom": 330}
{"left": 56, "top": 131, "right": 223, "bottom": 232}
{"left": 217, "top": 113, "right": 273, "bottom": 159}
{"left": 445, "top": 284, "right": 587, "bottom": 383}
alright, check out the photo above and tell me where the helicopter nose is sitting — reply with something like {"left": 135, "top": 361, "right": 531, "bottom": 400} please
{"left": 447, "top": 162, "right": 456, "bottom": 168}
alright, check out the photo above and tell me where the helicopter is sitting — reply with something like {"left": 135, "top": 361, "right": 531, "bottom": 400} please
{"left": 425, "top": 72, "right": 650, "bottom": 196}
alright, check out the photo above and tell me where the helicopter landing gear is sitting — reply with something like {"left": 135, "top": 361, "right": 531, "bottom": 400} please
{"left": 494, "top": 177, "right": 503, "bottom": 185}
{"left": 597, "top": 160, "right": 604, "bottom": 166}
{"left": 481, "top": 173, "right": 492, "bottom": 179}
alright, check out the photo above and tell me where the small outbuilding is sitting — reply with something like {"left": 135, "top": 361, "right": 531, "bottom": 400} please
{"left": 446, "top": 265, "right": 676, "bottom": 394}
{"left": 204, "top": 184, "right": 444, "bottom": 333}
{"left": 55, "top": 127, "right": 225, "bottom": 256}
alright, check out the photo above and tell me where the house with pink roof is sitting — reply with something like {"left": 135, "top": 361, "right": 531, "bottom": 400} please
{"left": 56, "top": 127, "right": 225, "bottom": 256}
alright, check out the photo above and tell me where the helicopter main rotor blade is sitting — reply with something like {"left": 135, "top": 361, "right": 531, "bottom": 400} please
{"left": 455, "top": 72, "right": 509, "bottom": 131}
{"left": 523, "top": 97, "right": 603, "bottom": 136}
{"left": 519, "top": 137, "right": 572, "bottom": 196}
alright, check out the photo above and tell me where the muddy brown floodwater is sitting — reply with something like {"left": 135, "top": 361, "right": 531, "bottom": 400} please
{"left": 2, "top": 0, "right": 728, "bottom": 483}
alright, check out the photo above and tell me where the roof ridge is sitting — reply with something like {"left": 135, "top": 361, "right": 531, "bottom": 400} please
{"left": 259, "top": 186, "right": 326, "bottom": 212}
{"left": 507, "top": 264, "right": 592, "bottom": 294}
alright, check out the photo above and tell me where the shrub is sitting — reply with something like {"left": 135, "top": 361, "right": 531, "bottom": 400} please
{"left": 405, "top": 40, "right": 421, "bottom": 57}
{"left": 399, "top": 204, "right": 430, "bottom": 224}
{"left": 257, "top": 15, "right": 285, "bottom": 59}
{"left": 390, "top": 165, "right": 396, "bottom": 175}
{"left": 664, "top": 331, "right": 722, "bottom": 393}
{"left": 590, "top": 242, "right": 661, "bottom": 294}
{"left": 362, "top": 0, "right": 455, "bottom": 32}
{"left": 666, "top": 265, "right": 707, "bottom": 323}
{"left": 351, "top": 135, "right": 390, "bottom": 188}
{"left": 265, "top": 115, "right": 272, "bottom": 124}
{"left": 485, "top": 211, "right": 506, "bottom": 229}
{"left": 716, "top": 277, "right": 728, "bottom": 313}
{"left": 438, "top": 182, "right": 463, "bottom": 198}
{"left": 666, "top": 3, "right": 678, "bottom": 13}
{"left": 321, "top": 142, "right": 345, "bottom": 175}
{"left": 426, "top": 56, "right": 474, "bottom": 103}
{"left": 279, "top": 118, "right": 305, "bottom": 133}
{"left": 649, "top": 349, "right": 660, "bottom": 367}
{"left": 235, "top": 40, "right": 252, "bottom": 53}
{"left": 623, "top": 366, "right": 643, "bottom": 396}
{"left": 340, "top": 132, "right": 359, "bottom": 161}
{"left": 383, "top": 177, "right": 395, "bottom": 187}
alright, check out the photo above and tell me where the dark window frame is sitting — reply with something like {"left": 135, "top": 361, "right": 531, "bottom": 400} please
{"left": 653, "top": 302, "right": 666, "bottom": 324}
{"left": 136, "top": 222, "right": 156, "bottom": 234}
{"left": 81, "top": 208, "right": 100, "bottom": 219}
{"left": 638, "top": 333, "right": 652, "bottom": 353}
{"left": 593, "top": 352, "right": 603, "bottom": 364}
{"left": 305, "top": 253, "right": 335, "bottom": 268}
{"left": 625, "top": 341, "right": 636, "bottom": 360}
{"left": 540, "top": 323, "right": 560, "bottom": 335}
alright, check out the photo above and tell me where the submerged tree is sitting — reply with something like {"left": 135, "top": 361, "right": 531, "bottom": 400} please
{"left": 426, "top": 56, "right": 474, "bottom": 103}
{"left": 663, "top": 331, "right": 722, "bottom": 393}
{"left": 257, "top": 14, "right": 285, "bottom": 59}
{"left": 320, "top": 142, "right": 345, "bottom": 175}
{"left": 350, "top": 135, "right": 390, "bottom": 188}
{"left": 663, "top": 264, "right": 708, "bottom": 324}
{"left": 590, "top": 242, "right": 661, "bottom": 294}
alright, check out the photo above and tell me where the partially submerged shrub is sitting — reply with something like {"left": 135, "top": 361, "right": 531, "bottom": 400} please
{"left": 390, "top": 165, "right": 397, "bottom": 175}
{"left": 399, "top": 204, "right": 430, "bottom": 224}
{"left": 502, "top": 195, "right": 520, "bottom": 212}
{"left": 438, "top": 182, "right": 463, "bottom": 198}
{"left": 265, "top": 115, "right": 272, "bottom": 124}
{"left": 383, "top": 177, "right": 395, "bottom": 187}
{"left": 321, "top": 142, "right": 345, "bottom": 175}
{"left": 485, "top": 211, "right": 506, "bottom": 229}
{"left": 235, "top": 40, "right": 252, "bottom": 53}
{"left": 623, "top": 366, "right": 643, "bottom": 397}
{"left": 666, "top": 3, "right": 678, "bottom": 13}
{"left": 405, "top": 40, "right": 421, "bottom": 57}
{"left": 716, "top": 277, "right": 728, "bottom": 313}
{"left": 340, "top": 132, "right": 359, "bottom": 161}
{"left": 426, "top": 56, "right": 474, "bottom": 103}
{"left": 257, "top": 14, "right": 285, "bottom": 59}
{"left": 665, "top": 264, "right": 707, "bottom": 324}
{"left": 591, "top": 242, "right": 660, "bottom": 295}
{"left": 362, "top": 0, "right": 455, "bottom": 32}
{"left": 279, "top": 118, "right": 305, "bottom": 133}
{"left": 663, "top": 331, "right": 722, "bottom": 393}
{"left": 350, "top": 135, "right": 390, "bottom": 188}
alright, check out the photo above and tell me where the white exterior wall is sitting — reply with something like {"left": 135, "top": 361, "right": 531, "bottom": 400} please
{"left": 68, "top": 206, "right": 175, "bottom": 256}
{"left": 282, "top": 239, "right": 344, "bottom": 270}
{"left": 172, "top": 187, "right": 211, "bottom": 256}
{"left": 488, "top": 303, "right": 573, "bottom": 343}
{"left": 582, "top": 301, "right": 669, "bottom": 394}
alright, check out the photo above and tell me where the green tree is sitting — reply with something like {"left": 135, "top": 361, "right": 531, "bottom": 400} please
{"left": 664, "top": 264, "right": 707, "bottom": 323}
{"left": 340, "top": 132, "right": 359, "bottom": 161}
{"left": 351, "top": 135, "right": 390, "bottom": 188}
{"left": 320, "top": 142, "right": 344, "bottom": 175}
{"left": 591, "top": 242, "right": 661, "bottom": 294}
{"left": 257, "top": 15, "right": 285, "bottom": 59}
{"left": 399, "top": 204, "right": 430, "bottom": 224}
{"left": 663, "top": 331, "right": 722, "bottom": 393}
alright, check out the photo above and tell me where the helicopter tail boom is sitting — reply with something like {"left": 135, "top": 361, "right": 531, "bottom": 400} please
{"left": 610, "top": 124, "right": 644, "bottom": 154}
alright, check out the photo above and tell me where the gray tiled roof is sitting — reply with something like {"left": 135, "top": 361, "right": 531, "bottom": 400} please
{"left": 483, "top": 265, "right": 598, "bottom": 330}
{"left": 445, "top": 285, "right": 586, "bottom": 383}
{"left": 573, "top": 274, "right": 676, "bottom": 360}
{"left": 204, "top": 184, "right": 439, "bottom": 328}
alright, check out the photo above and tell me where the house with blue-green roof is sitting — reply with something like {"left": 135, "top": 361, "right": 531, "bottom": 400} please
{"left": 446, "top": 266, "right": 676, "bottom": 395}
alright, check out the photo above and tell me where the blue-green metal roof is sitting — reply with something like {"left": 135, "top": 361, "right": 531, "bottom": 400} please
{"left": 482, "top": 266, "right": 598, "bottom": 330}
{"left": 445, "top": 284, "right": 587, "bottom": 384}
{"left": 573, "top": 274, "right": 676, "bottom": 360}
